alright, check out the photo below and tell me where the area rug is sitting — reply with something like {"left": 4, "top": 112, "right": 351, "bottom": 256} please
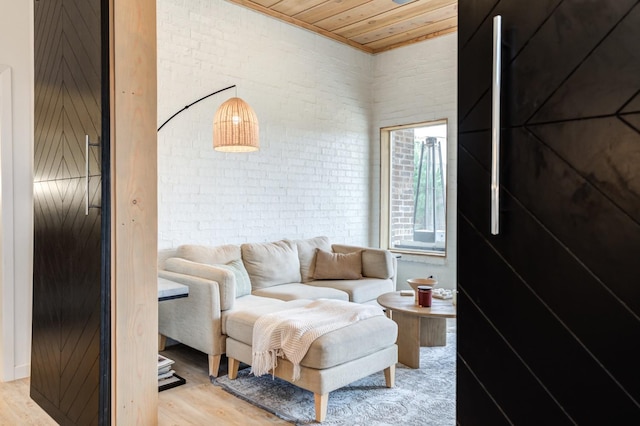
{"left": 214, "top": 332, "right": 456, "bottom": 425}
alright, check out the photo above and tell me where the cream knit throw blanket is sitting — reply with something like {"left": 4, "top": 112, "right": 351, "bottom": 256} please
{"left": 251, "top": 299, "right": 384, "bottom": 381}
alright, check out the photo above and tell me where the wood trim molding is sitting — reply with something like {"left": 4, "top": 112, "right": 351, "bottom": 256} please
{"left": 0, "top": 65, "right": 15, "bottom": 382}
{"left": 111, "top": 0, "right": 158, "bottom": 423}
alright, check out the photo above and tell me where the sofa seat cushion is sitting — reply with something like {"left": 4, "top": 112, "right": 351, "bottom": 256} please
{"left": 241, "top": 240, "right": 301, "bottom": 289}
{"left": 307, "top": 278, "right": 394, "bottom": 304}
{"left": 252, "top": 283, "right": 349, "bottom": 302}
{"left": 225, "top": 304, "right": 397, "bottom": 370}
{"left": 222, "top": 298, "right": 311, "bottom": 341}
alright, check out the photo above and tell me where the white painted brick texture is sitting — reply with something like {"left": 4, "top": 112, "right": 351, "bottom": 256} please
{"left": 373, "top": 33, "right": 458, "bottom": 288}
{"left": 158, "top": 0, "right": 372, "bottom": 248}
{"left": 157, "top": 0, "right": 458, "bottom": 291}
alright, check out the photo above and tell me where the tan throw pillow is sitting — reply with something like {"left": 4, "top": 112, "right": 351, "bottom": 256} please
{"left": 313, "top": 249, "right": 362, "bottom": 280}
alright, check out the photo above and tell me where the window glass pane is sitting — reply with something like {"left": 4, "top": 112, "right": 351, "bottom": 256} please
{"left": 387, "top": 121, "right": 446, "bottom": 254}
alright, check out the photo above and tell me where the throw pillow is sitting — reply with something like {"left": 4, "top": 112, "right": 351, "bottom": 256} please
{"left": 215, "top": 259, "right": 252, "bottom": 297}
{"left": 313, "top": 249, "right": 363, "bottom": 280}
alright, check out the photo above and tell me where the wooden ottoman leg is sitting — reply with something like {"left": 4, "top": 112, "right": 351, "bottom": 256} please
{"left": 228, "top": 357, "right": 240, "bottom": 380}
{"left": 314, "top": 393, "right": 329, "bottom": 422}
{"left": 209, "top": 354, "right": 221, "bottom": 378}
{"left": 384, "top": 365, "right": 395, "bottom": 388}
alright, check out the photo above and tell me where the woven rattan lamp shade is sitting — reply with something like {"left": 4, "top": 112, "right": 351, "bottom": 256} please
{"left": 213, "top": 97, "right": 259, "bottom": 152}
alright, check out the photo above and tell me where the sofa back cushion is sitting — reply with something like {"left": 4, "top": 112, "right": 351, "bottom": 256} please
{"left": 241, "top": 240, "right": 301, "bottom": 289}
{"left": 176, "top": 244, "right": 241, "bottom": 265}
{"left": 292, "top": 236, "right": 332, "bottom": 283}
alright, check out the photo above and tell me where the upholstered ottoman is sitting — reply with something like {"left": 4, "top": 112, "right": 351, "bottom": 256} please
{"left": 222, "top": 300, "right": 398, "bottom": 422}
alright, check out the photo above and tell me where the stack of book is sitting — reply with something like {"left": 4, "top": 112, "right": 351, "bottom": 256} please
{"left": 157, "top": 354, "right": 185, "bottom": 391}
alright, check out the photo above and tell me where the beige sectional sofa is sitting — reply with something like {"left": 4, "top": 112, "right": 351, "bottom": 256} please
{"left": 158, "top": 236, "right": 397, "bottom": 378}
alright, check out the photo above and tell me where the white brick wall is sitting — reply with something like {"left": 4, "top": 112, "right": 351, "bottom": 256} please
{"left": 157, "top": 0, "right": 458, "bottom": 289}
{"left": 158, "top": 0, "right": 373, "bottom": 248}
{"left": 373, "top": 33, "right": 458, "bottom": 289}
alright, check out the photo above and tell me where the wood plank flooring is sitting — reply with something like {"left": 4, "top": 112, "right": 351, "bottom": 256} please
{"left": 0, "top": 345, "right": 289, "bottom": 425}
{"left": 1, "top": 319, "right": 457, "bottom": 424}
{"left": 158, "top": 344, "right": 290, "bottom": 425}
{"left": 0, "top": 377, "right": 57, "bottom": 425}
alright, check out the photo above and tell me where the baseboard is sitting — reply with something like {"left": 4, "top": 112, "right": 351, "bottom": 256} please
{"left": 14, "top": 363, "right": 29, "bottom": 379}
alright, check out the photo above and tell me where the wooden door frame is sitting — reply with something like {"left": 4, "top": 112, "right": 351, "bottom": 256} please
{"left": 110, "top": 0, "right": 158, "bottom": 423}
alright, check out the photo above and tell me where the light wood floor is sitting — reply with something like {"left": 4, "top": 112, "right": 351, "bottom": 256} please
{"left": 2, "top": 320, "right": 457, "bottom": 424}
{"left": 158, "top": 344, "right": 290, "bottom": 425}
{"left": 0, "top": 377, "right": 57, "bottom": 425}
{"left": 0, "top": 345, "right": 289, "bottom": 425}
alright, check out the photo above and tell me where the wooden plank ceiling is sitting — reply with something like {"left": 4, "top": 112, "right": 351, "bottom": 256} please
{"left": 226, "top": 0, "right": 458, "bottom": 54}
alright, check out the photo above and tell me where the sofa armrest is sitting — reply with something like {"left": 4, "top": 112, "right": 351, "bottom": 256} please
{"left": 164, "top": 257, "right": 236, "bottom": 310}
{"left": 331, "top": 244, "right": 396, "bottom": 281}
{"left": 157, "top": 270, "right": 225, "bottom": 357}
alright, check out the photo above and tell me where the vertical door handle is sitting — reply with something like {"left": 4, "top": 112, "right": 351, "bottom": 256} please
{"left": 85, "top": 135, "right": 100, "bottom": 215}
{"left": 85, "top": 135, "right": 90, "bottom": 215}
{"left": 491, "top": 15, "right": 502, "bottom": 235}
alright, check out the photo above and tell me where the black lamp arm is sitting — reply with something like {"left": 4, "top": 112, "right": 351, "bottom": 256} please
{"left": 157, "top": 84, "right": 236, "bottom": 132}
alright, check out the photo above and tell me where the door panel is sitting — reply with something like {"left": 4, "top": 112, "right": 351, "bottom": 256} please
{"left": 623, "top": 94, "right": 640, "bottom": 113}
{"left": 528, "top": 118, "right": 640, "bottom": 221}
{"left": 504, "top": 0, "right": 635, "bottom": 126}
{"left": 459, "top": 212, "right": 640, "bottom": 424}
{"left": 531, "top": 5, "right": 640, "bottom": 123}
{"left": 458, "top": 1, "right": 640, "bottom": 423}
{"left": 458, "top": 0, "right": 562, "bottom": 130}
{"left": 457, "top": 286, "right": 573, "bottom": 425}
{"left": 31, "top": 180, "right": 66, "bottom": 407}
{"left": 34, "top": 0, "right": 64, "bottom": 183}
{"left": 62, "top": 0, "right": 102, "bottom": 179}
{"left": 59, "top": 178, "right": 101, "bottom": 422}
{"left": 457, "top": 360, "right": 513, "bottom": 426}
{"left": 32, "top": 0, "right": 106, "bottom": 424}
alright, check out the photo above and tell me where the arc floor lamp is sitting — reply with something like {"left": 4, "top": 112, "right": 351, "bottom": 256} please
{"left": 157, "top": 84, "right": 259, "bottom": 152}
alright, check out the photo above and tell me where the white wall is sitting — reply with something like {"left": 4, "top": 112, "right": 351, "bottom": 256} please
{"left": 373, "top": 33, "right": 458, "bottom": 290}
{"left": 157, "top": 1, "right": 458, "bottom": 289}
{"left": 157, "top": 0, "right": 373, "bottom": 249}
{"left": 0, "top": 0, "right": 34, "bottom": 381}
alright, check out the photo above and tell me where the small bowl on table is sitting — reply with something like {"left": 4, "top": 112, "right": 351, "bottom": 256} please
{"left": 407, "top": 277, "right": 437, "bottom": 304}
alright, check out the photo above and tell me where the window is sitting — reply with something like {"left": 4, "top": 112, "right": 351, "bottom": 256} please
{"left": 381, "top": 120, "right": 447, "bottom": 255}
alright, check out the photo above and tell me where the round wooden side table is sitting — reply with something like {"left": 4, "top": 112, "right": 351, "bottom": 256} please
{"left": 377, "top": 291, "right": 456, "bottom": 369}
